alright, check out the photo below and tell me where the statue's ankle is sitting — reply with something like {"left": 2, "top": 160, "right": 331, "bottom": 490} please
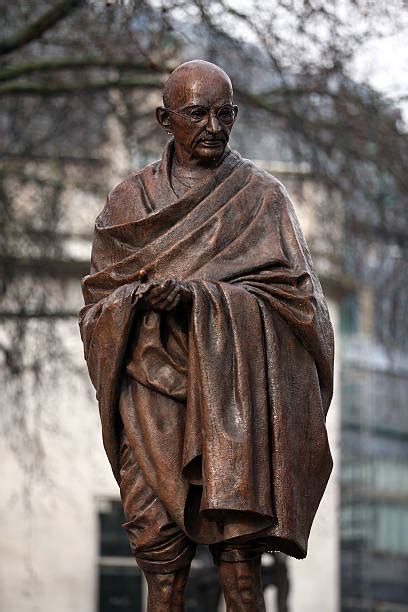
{"left": 217, "top": 559, "right": 266, "bottom": 612}
{"left": 144, "top": 567, "right": 189, "bottom": 612}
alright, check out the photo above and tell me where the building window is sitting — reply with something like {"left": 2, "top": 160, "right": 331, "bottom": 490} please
{"left": 98, "top": 499, "right": 143, "bottom": 612}
{"left": 340, "top": 293, "right": 359, "bottom": 335}
{"left": 374, "top": 504, "right": 408, "bottom": 556}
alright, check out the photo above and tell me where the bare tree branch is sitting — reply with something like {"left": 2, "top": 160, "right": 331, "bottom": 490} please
{"left": 0, "top": 77, "right": 164, "bottom": 96}
{"left": 0, "top": 0, "right": 84, "bottom": 56}
{"left": 0, "top": 58, "right": 173, "bottom": 83}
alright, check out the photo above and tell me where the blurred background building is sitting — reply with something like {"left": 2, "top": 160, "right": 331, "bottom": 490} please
{"left": 1, "top": 1, "right": 407, "bottom": 611}
{"left": 340, "top": 298, "right": 408, "bottom": 611}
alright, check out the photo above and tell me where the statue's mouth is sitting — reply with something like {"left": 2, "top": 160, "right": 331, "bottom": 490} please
{"left": 200, "top": 139, "right": 224, "bottom": 147}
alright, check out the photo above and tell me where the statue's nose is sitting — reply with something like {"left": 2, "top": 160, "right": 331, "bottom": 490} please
{"left": 207, "top": 112, "right": 221, "bottom": 133}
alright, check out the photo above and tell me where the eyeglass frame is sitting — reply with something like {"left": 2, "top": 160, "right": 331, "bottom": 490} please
{"left": 163, "top": 103, "right": 238, "bottom": 126}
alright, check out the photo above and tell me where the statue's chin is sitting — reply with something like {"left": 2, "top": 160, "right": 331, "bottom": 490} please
{"left": 195, "top": 140, "right": 226, "bottom": 162}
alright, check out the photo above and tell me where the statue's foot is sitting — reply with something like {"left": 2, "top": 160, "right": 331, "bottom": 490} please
{"left": 144, "top": 565, "right": 190, "bottom": 612}
{"left": 217, "top": 557, "right": 266, "bottom": 612}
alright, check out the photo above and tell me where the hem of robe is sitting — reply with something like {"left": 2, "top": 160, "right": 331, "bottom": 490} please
{"left": 120, "top": 378, "right": 309, "bottom": 560}
{"left": 183, "top": 474, "right": 309, "bottom": 559}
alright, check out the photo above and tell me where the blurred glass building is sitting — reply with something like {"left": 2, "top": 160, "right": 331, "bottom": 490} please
{"left": 340, "top": 292, "right": 408, "bottom": 611}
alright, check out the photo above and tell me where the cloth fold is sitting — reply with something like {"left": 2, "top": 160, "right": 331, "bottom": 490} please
{"left": 79, "top": 141, "right": 334, "bottom": 558}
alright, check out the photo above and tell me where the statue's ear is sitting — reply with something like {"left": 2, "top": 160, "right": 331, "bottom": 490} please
{"left": 156, "top": 107, "right": 172, "bottom": 132}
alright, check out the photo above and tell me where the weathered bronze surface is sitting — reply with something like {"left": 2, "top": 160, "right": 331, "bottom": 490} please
{"left": 79, "top": 60, "right": 334, "bottom": 611}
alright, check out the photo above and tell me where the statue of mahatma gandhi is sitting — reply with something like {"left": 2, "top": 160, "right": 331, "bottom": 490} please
{"left": 80, "top": 60, "right": 334, "bottom": 611}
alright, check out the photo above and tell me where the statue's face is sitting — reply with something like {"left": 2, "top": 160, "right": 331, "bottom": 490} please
{"left": 158, "top": 70, "right": 237, "bottom": 166}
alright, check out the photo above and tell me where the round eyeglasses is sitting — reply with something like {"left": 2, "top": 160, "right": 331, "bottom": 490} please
{"left": 164, "top": 104, "right": 237, "bottom": 126}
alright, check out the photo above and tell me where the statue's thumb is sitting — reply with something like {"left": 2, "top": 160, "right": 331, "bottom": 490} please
{"left": 138, "top": 269, "right": 148, "bottom": 282}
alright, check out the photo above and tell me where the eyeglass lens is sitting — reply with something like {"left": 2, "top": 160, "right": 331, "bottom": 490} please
{"left": 188, "top": 106, "right": 235, "bottom": 125}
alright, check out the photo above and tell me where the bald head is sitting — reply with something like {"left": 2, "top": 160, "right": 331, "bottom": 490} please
{"left": 157, "top": 60, "right": 237, "bottom": 168}
{"left": 163, "top": 60, "right": 233, "bottom": 109}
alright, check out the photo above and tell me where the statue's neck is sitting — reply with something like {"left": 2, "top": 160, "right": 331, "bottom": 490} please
{"left": 170, "top": 143, "right": 229, "bottom": 197}
{"left": 172, "top": 143, "right": 229, "bottom": 175}
{"left": 171, "top": 157, "right": 203, "bottom": 197}
{"left": 172, "top": 155, "right": 212, "bottom": 179}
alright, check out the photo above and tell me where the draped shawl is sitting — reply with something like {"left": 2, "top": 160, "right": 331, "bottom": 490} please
{"left": 79, "top": 142, "right": 334, "bottom": 559}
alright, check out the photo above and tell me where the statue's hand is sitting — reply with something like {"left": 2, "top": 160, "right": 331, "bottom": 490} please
{"left": 142, "top": 279, "right": 192, "bottom": 311}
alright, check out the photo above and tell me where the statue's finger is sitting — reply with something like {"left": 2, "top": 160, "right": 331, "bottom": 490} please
{"left": 138, "top": 269, "right": 148, "bottom": 282}
{"left": 140, "top": 280, "right": 159, "bottom": 298}
{"left": 154, "top": 286, "right": 179, "bottom": 306}
{"left": 155, "top": 290, "right": 180, "bottom": 311}
{"left": 150, "top": 285, "right": 178, "bottom": 306}
{"left": 149, "top": 279, "right": 174, "bottom": 298}
{"left": 150, "top": 284, "right": 173, "bottom": 300}
{"left": 149, "top": 281, "right": 176, "bottom": 301}
{"left": 163, "top": 293, "right": 181, "bottom": 311}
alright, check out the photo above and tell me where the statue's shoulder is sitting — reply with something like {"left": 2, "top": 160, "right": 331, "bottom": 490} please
{"left": 108, "top": 159, "right": 161, "bottom": 206}
{"left": 96, "top": 160, "right": 160, "bottom": 228}
{"left": 241, "top": 156, "right": 288, "bottom": 198}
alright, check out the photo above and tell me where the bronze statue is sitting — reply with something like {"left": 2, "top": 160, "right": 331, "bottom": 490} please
{"left": 79, "top": 60, "right": 334, "bottom": 611}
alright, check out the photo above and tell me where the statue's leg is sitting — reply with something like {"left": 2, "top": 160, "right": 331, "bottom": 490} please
{"left": 210, "top": 541, "right": 267, "bottom": 612}
{"left": 216, "top": 556, "right": 266, "bottom": 612}
{"left": 118, "top": 430, "right": 196, "bottom": 610}
{"left": 274, "top": 553, "right": 289, "bottom": 612}
{"left": 144, "top": 564, "right": 191, "bottom": 612}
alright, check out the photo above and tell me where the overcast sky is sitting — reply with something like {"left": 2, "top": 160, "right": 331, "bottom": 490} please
{"left": 355, "top": 29, "right": 408, "bottom": 124}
